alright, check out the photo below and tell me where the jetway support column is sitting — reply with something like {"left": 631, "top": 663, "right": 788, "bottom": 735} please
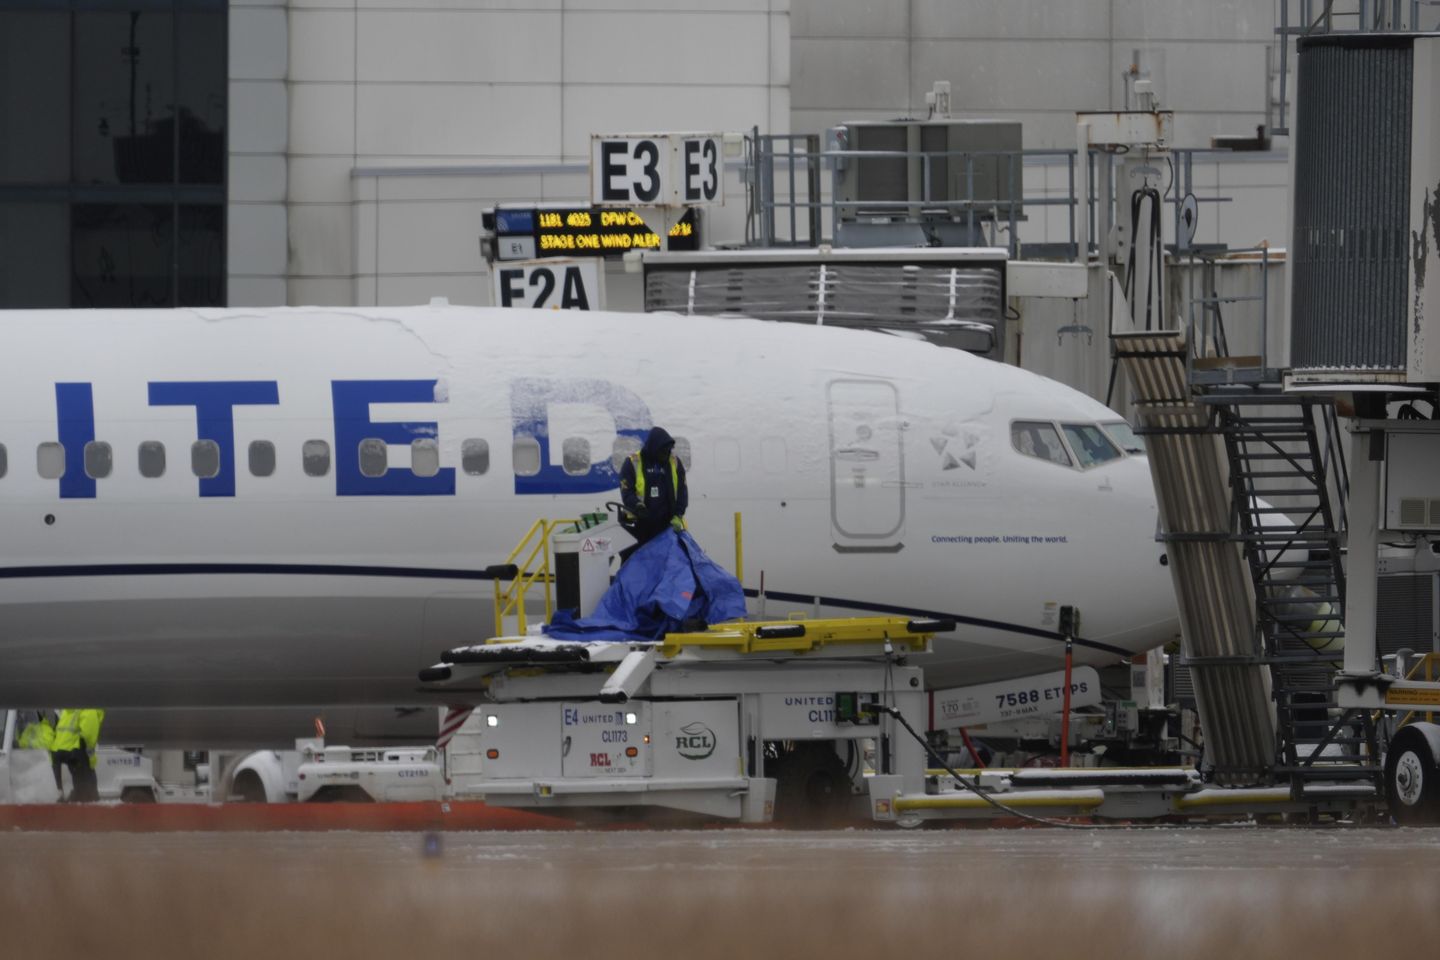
{"left": 1340, "top": 423, "right": 1382, "bottom": 692}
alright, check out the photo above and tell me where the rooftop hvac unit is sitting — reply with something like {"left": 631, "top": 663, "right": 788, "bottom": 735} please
{"left": 1288, "top": 33, "right": 1440, "bottom": 385}
{"left": 832, "top": 120, "right": 1023, "bottom": 223}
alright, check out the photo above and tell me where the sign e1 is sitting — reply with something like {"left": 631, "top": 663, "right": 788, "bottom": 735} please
{"left": 492, "top": 258, "right": 603, "bottom": 311}
{"left": 590, "top": 133, "right": 724, "bottom": 207}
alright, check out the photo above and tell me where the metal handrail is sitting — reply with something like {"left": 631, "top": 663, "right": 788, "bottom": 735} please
{"left": 1393, "top": 653, "right": 1440, "bottom": 727}
{"left": 743, "top": 133, "right": 1086, "bottom": 258}
{"left": 492, "top": 518, "right": 579, "bottom": 637}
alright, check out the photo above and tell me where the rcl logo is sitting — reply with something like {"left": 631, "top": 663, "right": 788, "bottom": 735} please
{"left": 675, "top": 722, "right": 716, "bottom": 760}
{"left": 590, "top": 752, "right": 612, "bottom": 767}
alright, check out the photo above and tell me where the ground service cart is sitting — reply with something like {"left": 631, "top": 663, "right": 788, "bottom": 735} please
{"left": 422, "top": 617, "right": 941, "bottom": 823}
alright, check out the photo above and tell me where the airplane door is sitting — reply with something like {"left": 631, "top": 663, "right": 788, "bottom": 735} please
{"left": 827, "top": 379, "right": 905, "bottom": 552}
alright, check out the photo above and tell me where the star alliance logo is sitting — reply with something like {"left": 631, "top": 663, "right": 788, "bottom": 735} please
{"left": 930, "top": 425, "right": 979, "bottom": 471}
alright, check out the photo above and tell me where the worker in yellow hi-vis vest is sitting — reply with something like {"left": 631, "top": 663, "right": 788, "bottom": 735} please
{"left": 618, "top": 426, "right": 688, "bottom": 564}
{"left": 16, "top": 710, "right": 55, "bottom": 752}
{"left": 52, "top": 709, "right": 105, "bottom": 802}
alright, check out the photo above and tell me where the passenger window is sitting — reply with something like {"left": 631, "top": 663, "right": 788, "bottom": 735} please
{"left": 461, "top": 438, "right": 489, "bottom": 476}
{"left": 84, "top": 441, "right": 112, "bottom": 479}
{"left": 673, "top": 436, "right": 692, "bottom": 471}
{"left": 0, "top": 442, "right": 7, "bottom": 479}
{"left": 1101, "top": 420, "right": 1145, "bottom": 455}
{"left": 761, "top": 437, "right": 787, "bottom": 474}
{"left": 37, "top": 442, "right": 65, "bottom": 479}
{"left": 412, "top": 438, "right": 440, "bottom": 478}
{"left": 611, "top": 435, "right": 641, "bottom": 472}
{"left": 191, "top": 439, "right": 220, "bottom": 479}
{"left": 139, "top": 441, "right": 166, "bottom": 478}
{"left": 358, "top": 438, "right": 387, "bottom": 478}
{"left": 512, "top": 437, "right": 540, "bottom": 477}
{"left": 1010, "top": 421, "right": 1072, "bottom": 467}
{"left": 303, "top": 440, "right": 331, "bottom": 477}
{"left": 714, "top": 438, "right": 740, "bottom": 474}
{"left": 1061, "top": 423, "right": 1122, "bottom": 469}
{"left": 249, "top": 440, "right": 276, "bottom": 477}
{"left": 561, "top": 437, "right": 590, "bottom": 476}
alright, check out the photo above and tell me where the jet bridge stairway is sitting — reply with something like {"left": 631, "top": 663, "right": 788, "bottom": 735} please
{"left": 1209, "top": 389, "right": 1381, "bottom": 792}
{"left": 1114, "top": 331, "right": 1379, "bottom": 797}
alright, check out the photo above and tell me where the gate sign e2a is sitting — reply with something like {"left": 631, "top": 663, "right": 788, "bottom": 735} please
{"left": 492, "top": 258, "right": 603, "bottom": 311}
{"left": 590, "top": 133, "right": 725, "bottom": 207}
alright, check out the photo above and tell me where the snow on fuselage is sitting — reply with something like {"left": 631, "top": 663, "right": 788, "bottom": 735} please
{"left": 0, "top": 305, "right": 1176, "bottom": 706}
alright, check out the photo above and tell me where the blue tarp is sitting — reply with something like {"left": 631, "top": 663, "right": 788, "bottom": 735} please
{"left": 543, "top": 529, "right": 747, "bottom": 642}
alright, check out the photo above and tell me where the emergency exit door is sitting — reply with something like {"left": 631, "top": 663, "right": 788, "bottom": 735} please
{"left": 828, "top": 379, "right": 905, "bottom": 552}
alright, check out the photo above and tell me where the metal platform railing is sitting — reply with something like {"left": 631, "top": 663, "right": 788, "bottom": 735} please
{"left": 489, "top": 518, "right": 577, "bottom": 637}
{"left": 742, "top": 131, "right": 1091, "bottom": 259}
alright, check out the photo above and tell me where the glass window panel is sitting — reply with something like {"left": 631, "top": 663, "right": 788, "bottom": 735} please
{"left": 1010, "top": 421, "right": 1072, "bottom": 467}
{"left": 561, "top": 437, "right": 590, "bottom": 476}
{"left": 84, "top": 441, "right": 112, "bottom": 479}
{"left": 713, "top": 438, "right": 740, "bottom": 473}
{"left": 0, "top": 203, "right": 68, "bottom": 308}
{"left": 611, "top": 435, "right": 641, "bottom": 472}
{"left": 71, "top": 203, "right": 174, "bottom": 307}
{"left": 37, "top": 442, "right": 65, "bottom": 480}
{"left": 461, "top": 438, "right": 489, "bottom": 476}
{"left": 1101, "top": 420, "right": 1145, "bottom": 455}
{"left": 138, "top": 440, "right": 165, "bottom": 478}
{"left": 72, "top": 11, "right": 176, "bottom": 185}
{"left": 249, "top": 440, "right": 275, "bottom": 477}
{"left": 176, "top": 11, "right": 225, "bottom": 185}
{"left": 512, "top": 437, "right": 540, "bottom": 477}
{"left": 358, "top": 438, "right": 387, "bottom": 478}
{"left": 0, "top": 12, "right": 69, "bottom": 185}
{"left": 1061, "top": 423, "right": 1122, "bottom": 469}
{"left": 761, "top": 437, "right": 786, "bottom": 473}
{"left": 303, "top": 440, "right": 330, "bottom": 477}
{"left": 0, "top": 443, "right": 7, "bottom": 479}
{"left": 178, "top": 204, "right": 224, "bottom": 307}
{"left": 412, "top": 438, "right": 440, "bottom": 478}
{"left": 191, "top": 439, "right": 219, "bottom": 478}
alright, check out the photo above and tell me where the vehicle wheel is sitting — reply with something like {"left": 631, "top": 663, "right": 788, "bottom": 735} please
{"left": 306, "top": 785, "right": 375, "bottom": 803}
{"left": 771, "top": 741, "right": 852, "bottom": 825}
{"left": 232, "top": 770, "right": 267, "bottom": 803}
{"left": 120, "top": 787, "right": 156, "bottom": 804}
{"left": 1385, "top": 726, "right": 1440, "bottom": 825}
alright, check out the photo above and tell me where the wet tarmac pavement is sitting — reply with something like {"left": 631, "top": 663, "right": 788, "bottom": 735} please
{"left": 3, "top": 827, "right": 1439, "bottom": 959}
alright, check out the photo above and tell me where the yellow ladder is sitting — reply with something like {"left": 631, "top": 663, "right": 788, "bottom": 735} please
{"left": 1392, "top": 653, "right": 1440, "bottom": 728}
{"left": 490, "top": 518, "right": 578, "bottom": 638}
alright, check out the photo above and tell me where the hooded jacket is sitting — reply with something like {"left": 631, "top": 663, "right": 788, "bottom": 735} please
{"left": 620, "top": 427, "right": 688, "bottom": 531}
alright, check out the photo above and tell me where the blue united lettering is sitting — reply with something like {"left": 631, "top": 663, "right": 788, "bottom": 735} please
{"left": 45, "top": 376, "right": 651, "bottom": 500}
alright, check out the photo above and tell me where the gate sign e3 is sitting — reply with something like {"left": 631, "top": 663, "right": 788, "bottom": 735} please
{"left": 590, "top": 133, "right": 724, "bottom": 207}
{"left": 492, "top": 258, "right": 603, "bottom": 311}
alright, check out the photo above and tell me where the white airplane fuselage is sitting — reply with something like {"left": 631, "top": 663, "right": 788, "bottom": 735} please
{"left": 0, "top": 306, "right": 1176, "bottom": 710}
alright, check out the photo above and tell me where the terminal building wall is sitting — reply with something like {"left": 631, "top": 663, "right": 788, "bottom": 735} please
{"left": 230, "top": 0, "right": 790, "bottom": 308}
{"left": 4, "top": 0, "right": 1314, "bottom": 341}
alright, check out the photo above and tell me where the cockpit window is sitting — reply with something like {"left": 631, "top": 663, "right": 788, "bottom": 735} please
{"left": 1101, "top": 420, "right": 1145, "bottom": 455}
{"left": 1062, "top": 423, "right": 1123, "bottom": 469}
{"left": 1011, "top": 421, "right": 1072, "bottom": 467}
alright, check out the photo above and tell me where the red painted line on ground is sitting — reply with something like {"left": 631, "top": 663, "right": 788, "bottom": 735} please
{"left": 0, "top": 801, "right": 577, "bottom": 833}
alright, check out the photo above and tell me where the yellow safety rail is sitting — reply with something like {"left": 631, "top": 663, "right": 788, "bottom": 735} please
{"left": 492, "top": 518, "right": 578, "bottom": 638}
{"left": 1394, "top": 652, "right": 1440, "bottom": 728}
{"left": 657, "top": 616, "right": 938, "bottom": 657}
